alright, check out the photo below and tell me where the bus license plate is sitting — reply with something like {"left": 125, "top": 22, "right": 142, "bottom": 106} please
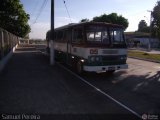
{"left": 108, "top": 66, "right": 115, "bottom": 70}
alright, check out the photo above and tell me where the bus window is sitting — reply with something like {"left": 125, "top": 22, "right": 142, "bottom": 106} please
{"left": 95, "top": 32, "right": 101, "bottom": 42}
{"left": 87, "top": 32, "right": 102, "bottom": 42}
{"left": 73, "top": 29, "right": 83, "bottom": 43}
{"left": 63, "top": 30, "right": 68, "bottom": 42}
{"left": 87, "top": 32, "right": 94, "bottom": 41}
{"left": 67, "top": 29, "right": 72, "bottom": 43}
{"left": 57, "top": 31, "right": 63, "bottom": 42}
{"left": 102, "top": 31, "right": 109, "bottom": 44}
{"left": 86, "top": 25, "right": 110, "bottom": 44}
{"left": 110, "top": 28, "right": 124, "bottom": 44}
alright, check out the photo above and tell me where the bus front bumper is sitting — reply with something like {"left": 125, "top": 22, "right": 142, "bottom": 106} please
{"left": 83, "top": 64, "right": 128, "bottom": 72}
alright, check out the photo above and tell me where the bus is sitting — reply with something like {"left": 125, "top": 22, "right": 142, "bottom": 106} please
{"left": 46, "top": 22, "right": 128, "bottom": 74}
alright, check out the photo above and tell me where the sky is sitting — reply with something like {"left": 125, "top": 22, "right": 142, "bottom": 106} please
{"left": 20, "top": 0, "right": 158, "bottom": 39}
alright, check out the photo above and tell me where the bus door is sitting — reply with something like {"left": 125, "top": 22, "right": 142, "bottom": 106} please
{"left": 66, "top": 29, "right": 72, "bottom": 65}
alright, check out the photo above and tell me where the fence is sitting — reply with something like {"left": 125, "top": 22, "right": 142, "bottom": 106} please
{"left": 0, "top": 28, "right": 19, "bottom": 60}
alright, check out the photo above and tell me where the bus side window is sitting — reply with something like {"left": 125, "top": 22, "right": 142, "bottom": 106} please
{"left": 73, "top": 29, "right": 83, "bottom": 44}
{"left": 67, "top": 29, "right": 72, "bottom": 43}
{"left": 63, "top": 30, "right": 67, "bottom": 42}
{"left": 57, "top": 31, "right": 63, "bottom": 42}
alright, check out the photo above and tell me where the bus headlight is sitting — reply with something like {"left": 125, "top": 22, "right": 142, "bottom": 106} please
{"left": 90, "top": 56, "right": 101, "bottom": 62}
{"left": 120, "top": 56, "right": 123, "bottom": 60}
{"left": 90, "top": 56, "right": 95, "bottom": 62}
{"left": 95, "top": 56, "right": 100, "bottom": 61}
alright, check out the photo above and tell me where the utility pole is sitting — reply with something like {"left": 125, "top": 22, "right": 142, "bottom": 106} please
{"left": 147, "top": 10, "right": 152, "bottom": 51}
{"left": 50, "top": 0, "right": 55, "bottom": 65}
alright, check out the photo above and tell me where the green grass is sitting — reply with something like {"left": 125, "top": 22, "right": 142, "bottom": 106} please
{"left": 128, "top": 50, "right": 160, "bottom": 62}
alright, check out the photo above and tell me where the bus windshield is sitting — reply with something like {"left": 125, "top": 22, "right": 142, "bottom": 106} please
{"left": 86, "top": 25, "right": 125, "bottom": 45}
{"left": 109, "top": 28, "right": 125, "bottom": 44}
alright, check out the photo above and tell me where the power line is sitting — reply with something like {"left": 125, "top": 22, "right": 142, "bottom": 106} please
{"left": 30, "top": 0, "right": 39, "bottom": 16}
{"left": 31, "top": 0, "right": 48, "bottom": 25}
{"left": 33, "top": 0, "right": 48, "bottom": 23}
{"left": 62, "top": 0, "right": 72, "bottom": 23}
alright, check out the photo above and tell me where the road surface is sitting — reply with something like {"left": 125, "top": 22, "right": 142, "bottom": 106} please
{"left": 0, "top": 44, "right": 159, "bottom": 120}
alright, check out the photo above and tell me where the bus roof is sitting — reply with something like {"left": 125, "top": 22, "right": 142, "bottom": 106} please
{"left": 54, "top": 22, "right": 124, "bottom": 31}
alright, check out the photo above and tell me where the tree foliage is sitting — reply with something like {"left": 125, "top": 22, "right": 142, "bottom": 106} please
{"left": 0, "top": 0, "right": 30, "bottom": 37}
{"left": 152, "top": 1, "right": 160, "bottom": 38}
{"left": 92, "top": 13, "right": 129, "bottom": 30}
{"left": 138, "top": 20, "right": 150, "bottom": 33}
{"left": 138, "top": 20, "right": 147, "bottom": 31}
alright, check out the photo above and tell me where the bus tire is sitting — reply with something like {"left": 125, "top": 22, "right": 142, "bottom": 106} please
{"left": 76, "top": 61, "right": 84, "bottom": 74}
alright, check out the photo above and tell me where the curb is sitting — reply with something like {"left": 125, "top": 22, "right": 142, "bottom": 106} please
{"left": 128, "top": 56, "right": 160, "bottom": 63}
{"left": 0, "top": 44, "right": 18, "bottom": 72}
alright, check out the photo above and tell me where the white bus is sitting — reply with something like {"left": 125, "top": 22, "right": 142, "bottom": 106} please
{"left": 46, "top": 22, "right": 128, "bottom": 74}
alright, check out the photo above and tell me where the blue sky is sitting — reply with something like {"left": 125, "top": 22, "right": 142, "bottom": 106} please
{"left": 20, "top": 0, "right": 158, "bottom": 39}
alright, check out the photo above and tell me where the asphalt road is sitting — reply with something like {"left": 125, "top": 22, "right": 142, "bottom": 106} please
{"left": 81, "top": 58, "right": 160, "bottom": 114}
{"left": 0, "top": 44, "right": 159, "bottom": 120}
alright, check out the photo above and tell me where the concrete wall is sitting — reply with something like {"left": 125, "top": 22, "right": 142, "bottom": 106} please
{"left": 0, "top": 28, "right": 19, "bottom": 72}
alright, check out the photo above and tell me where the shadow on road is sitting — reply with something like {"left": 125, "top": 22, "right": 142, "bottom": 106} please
{"left": 78, "top": 68, "right": 160, "bottom": 114}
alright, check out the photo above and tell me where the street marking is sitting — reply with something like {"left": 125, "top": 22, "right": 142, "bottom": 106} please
{"left": 58, "top": 63, "right": 142, "bottom": 119}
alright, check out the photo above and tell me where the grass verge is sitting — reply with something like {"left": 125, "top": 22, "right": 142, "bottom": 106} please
{"left": 128, "top": 50, "right": 160, "bottom": 62}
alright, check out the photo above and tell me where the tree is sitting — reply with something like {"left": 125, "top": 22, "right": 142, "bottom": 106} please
{"left": 138, "top": 20, "right": 147, "bottom": 31}
{"left": 80, "top": 18, "right": 89, "bottom": 22}
{"left": 152, "top": 1, "right": 160, "bottom": 38}
{"left": 0, "top": 0, "right": 30, "bottom": 37}
{"left": 92, "top": 13, "right": 129, "bottom": 30}
{"left": 137, "top": 20, "right": 150, "bottom": 32}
